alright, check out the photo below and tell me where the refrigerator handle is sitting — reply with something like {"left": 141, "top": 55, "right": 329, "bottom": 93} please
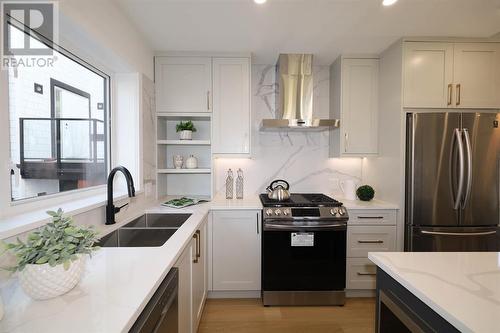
{"left": 420, "top": 230, "right": 496, "bottom": 236}
{"left": 462, "top": 129, "right": 473, "bottom": 208}
{"left": 452, "top": 128, "right": 465, "bottom": 210}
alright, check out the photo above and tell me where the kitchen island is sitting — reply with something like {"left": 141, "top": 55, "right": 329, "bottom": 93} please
{"left": 369, "top": 252, "right": 500, "bottom": 333}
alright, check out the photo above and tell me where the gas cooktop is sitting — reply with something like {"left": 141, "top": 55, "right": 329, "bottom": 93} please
{"left": 260, "top": 193, "right": 348, "bottom": 223}
{"left": 259, "top": 193, "right": 343, "bottom": 208}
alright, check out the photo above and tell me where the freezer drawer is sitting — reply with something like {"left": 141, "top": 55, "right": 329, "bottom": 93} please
{"left": 410, "top": 226, "right": 499, "bottom": 252}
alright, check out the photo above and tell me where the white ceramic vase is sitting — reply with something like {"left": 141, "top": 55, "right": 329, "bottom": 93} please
{"left": 179, "top": 130, "right": 192, "bottom": 140}
{"left": 173, "top": 155, "right": 183, "bottom": 169}
{"left": 185, "top": 155, "right": 198, "bottom": 169}
{"left": 18, "top": 255, "right": 86, "bottom": 300}
{"left": 340, "top": 179, "right": 358, "bottom": 200}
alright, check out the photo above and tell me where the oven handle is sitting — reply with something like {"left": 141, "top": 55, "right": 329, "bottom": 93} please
{"left": 263, "top": 223, "right": 347, "bottom": 231}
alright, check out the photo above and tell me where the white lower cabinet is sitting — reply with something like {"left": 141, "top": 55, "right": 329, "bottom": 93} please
{"left": 346, "top": 209, "right": 397, "bottom": 291}
{"left": 174, "top": 216, "right": 208, "bottom": 333}
{"left": 175, "top": 242, "right": 192, "bottom": 333}
{"left": 347, "top": 225, "right": 396, "bottom": 257}
{"left": 346, "top": 258, "right": 378, "bottom": 290}
{"left": 210, "top": 210, "right": 261, "bottom": 291}
{"left": 192, "top": 221, "right": 207, "bottom": 331}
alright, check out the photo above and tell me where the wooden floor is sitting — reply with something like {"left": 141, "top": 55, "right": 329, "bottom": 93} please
{"left": 198, "top": 298, "right": 376, "bottom": 333}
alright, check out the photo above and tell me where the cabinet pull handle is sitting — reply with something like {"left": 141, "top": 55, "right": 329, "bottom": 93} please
{"left": 344, "top": 132, "right": 348, "bottom": 153}
{"left": 357, "top": 272, "right": 377, "bottom": 276}
{"left": 357, "top": 240, "right": 384, "bottom": 244}
{"left": 456, "top": 84, "right": 461, "bottom": 106}
{"left": 196, "top": 230, "right": 201, "bottom": 259}
{"left": 207, "top": 91, "right": 210, "bottom": 111}
{"left": 357, "top": 216, "right": 384, "bottom": 219}
{"left": 193, "top": 231, "right": 200, "bottom": 263}
{"left": 447, "top": 84, "right": 453, "bottom": 106}
{"left": 256, "top": 213, "right": 259, "bottom": 234}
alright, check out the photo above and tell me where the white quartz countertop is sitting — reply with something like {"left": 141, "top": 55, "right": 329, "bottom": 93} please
{"left": 209, "top": 193, "right": 398, "bottom": 210}
{"left": 0, "top": 202, "right": 212, "bottom": 333}
{"left": 368, "top": 252, "right": 500, "bottom": 333}
{"left": 0, "top": 193, "right": 397, "bottom": 333}
{"left": 334, "top": 196, "right": 399, "bottom": 210}
{"left": 210, "top": 194, "right": 263, "bottom": 210}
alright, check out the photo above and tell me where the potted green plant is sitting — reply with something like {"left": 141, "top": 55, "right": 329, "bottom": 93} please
{"left": 176, "top": 120, "right": 197, "bottom": 140}
{"left": 3, "top": 209, "right": 99, "bottom": 300}
{"left": 356, "top": 185, "right": 375, "bottom": 201}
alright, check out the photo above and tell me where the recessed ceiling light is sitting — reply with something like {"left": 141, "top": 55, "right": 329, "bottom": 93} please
{"left": 254, "top": 0, "right": 267, "bottom": 4}
{"left": 382, "top": 0, "right": 398, "bottom": 6}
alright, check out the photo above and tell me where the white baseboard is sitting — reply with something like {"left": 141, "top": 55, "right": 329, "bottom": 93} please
{"left": 207, "top": 290, "right": 261, "bottom": 299}
{"left": 346, "top": 289, "right": 376, "bottom": 298}
{"left": 207, "top": 290, "right": 375, "bottom": 299}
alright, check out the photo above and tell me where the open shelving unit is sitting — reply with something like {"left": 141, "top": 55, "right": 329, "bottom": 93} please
{"left": 156, "top": 112, "right": 213, "bottom": 198}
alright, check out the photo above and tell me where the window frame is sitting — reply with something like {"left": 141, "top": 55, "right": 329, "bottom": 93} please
{"left": 4, "top": 17, "right": 112, "bottom": 207}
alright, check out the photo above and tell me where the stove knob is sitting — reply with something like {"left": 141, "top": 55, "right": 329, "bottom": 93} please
{"left": 338, "top": 208, "right": 345, "bottom": 216}
{"left": 265, "top": 209, "right": 273, "bottom": 216}
{"left": 330, "top": 208, "right": 339, "bottom": 216}
{"left": 275, "top": 209, "right": 282, "bottom": 216}
{"left": 283, "top": 209, "right": 290, "bottom": 216}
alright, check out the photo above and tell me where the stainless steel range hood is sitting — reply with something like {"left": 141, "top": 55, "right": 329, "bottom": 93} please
{"left": 261, "top": 54, "right": 340, "bottom": 130}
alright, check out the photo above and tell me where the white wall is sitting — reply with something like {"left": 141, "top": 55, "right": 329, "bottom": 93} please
{"left": 214, "top": 65, "right": 364, "bottom": 198}
{"left": 362, "top": 40, "right": 405, "bottom": 249}
{"left": 58, "top": 0, "right": 154, "bottom": 80}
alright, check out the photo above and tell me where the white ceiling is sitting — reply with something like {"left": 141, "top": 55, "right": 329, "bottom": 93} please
{"left": 117, "top": 0, "right": 500, "bottom": 65}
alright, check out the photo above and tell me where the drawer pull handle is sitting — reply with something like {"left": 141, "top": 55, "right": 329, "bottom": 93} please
{"left": 357, "top": 216, "right": 384, "bottom": 219}
{"left": 357, "top": 272, "right": 376, "bottom": 276}
{"left": 357, "top": 240, "right": 384, "bottom": 244}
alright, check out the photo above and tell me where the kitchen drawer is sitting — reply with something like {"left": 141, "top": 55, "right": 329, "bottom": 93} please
{"left": 347, "top": 225, "right": 396, "bottom": 257}
{"left": 347, "top": 209, "right": 397, "bottom": 226}
{"left": 346, "top": 258, "right": 377, "bottom": 290}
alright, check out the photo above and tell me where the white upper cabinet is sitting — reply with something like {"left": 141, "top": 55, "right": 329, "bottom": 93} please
{"left": 403, "top": 42, "right": 454, "bottom": 108}
{"left": 453, "top": 43, "right": 500, "bottom": 108}
{"left": 211, "top": 210, "right": 261, "bottom": 291}
{"left": 403, "top": 41, "right": 500, "bottom": 109}
{"left": 155, "top": 57, "right": 212, "bottom": 113}
{"left": 330, "top": 57, "right": 379, "bottom": 157}
{"left": 212, "top": 57, "right": 251, "bottom": 154}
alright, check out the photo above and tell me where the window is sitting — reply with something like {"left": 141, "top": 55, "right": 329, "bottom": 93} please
{"left": 7, "top": 22, "right": 109, "bottom": 202}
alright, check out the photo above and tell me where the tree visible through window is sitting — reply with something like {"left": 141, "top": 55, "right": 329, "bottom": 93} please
{"left": 8, "top": 22, "right": 109, "bottom": 201}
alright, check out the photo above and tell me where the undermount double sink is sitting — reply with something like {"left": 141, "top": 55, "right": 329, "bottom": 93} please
{"left": 98, "top": 213, "right": 191, "bottom": 248}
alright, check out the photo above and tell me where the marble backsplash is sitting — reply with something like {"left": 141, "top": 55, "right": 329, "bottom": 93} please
{"left": 213, "top": 65, "right": 363, "bottom": 197}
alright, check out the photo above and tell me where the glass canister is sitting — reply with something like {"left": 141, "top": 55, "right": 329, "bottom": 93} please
{"left": 225, "top": 169, "right": 234, "bottom": 199}
{"left": 235, "top": 168, "right": 244, "bottom": 199}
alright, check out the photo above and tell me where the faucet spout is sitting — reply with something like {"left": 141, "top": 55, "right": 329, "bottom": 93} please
{"left": 106, "top": 166, "right": 135, "bottom": 225}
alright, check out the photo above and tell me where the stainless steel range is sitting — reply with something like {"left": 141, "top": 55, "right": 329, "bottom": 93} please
{"left": 260, "top": 193, "right": 348, "bottom": 306}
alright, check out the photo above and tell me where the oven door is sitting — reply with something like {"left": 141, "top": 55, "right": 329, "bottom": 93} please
{"left": 262, "top": 221, "right": 346, "bottom": 292}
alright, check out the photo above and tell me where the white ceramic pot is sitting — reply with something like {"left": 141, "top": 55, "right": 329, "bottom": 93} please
{"left": 185, "top": 155, "right": 198, "bottom": 169}
{"left": 19, "top": 255, "right": 86, "bottom": 300}
{"left": 179, "top": 130, "right": 192, "bottom": 140}
{"left": 340, "top": 179, "right": 358, "bottom": 200}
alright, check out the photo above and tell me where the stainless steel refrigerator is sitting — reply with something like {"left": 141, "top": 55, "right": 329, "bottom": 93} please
{"left": 405, "top": 112, "right": 500, "bottom": 251}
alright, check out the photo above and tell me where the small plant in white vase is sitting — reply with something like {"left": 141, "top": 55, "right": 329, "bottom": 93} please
{"left": 176, "top": 120, "right": 197, "bottom": 140}
{"left": 3, "top": 209, "right": 99, "bottom": 300}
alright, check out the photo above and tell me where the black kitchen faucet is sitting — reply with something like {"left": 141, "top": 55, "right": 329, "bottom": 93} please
{"left": 106, "top": 166, "right": 135, "bottom": 225}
